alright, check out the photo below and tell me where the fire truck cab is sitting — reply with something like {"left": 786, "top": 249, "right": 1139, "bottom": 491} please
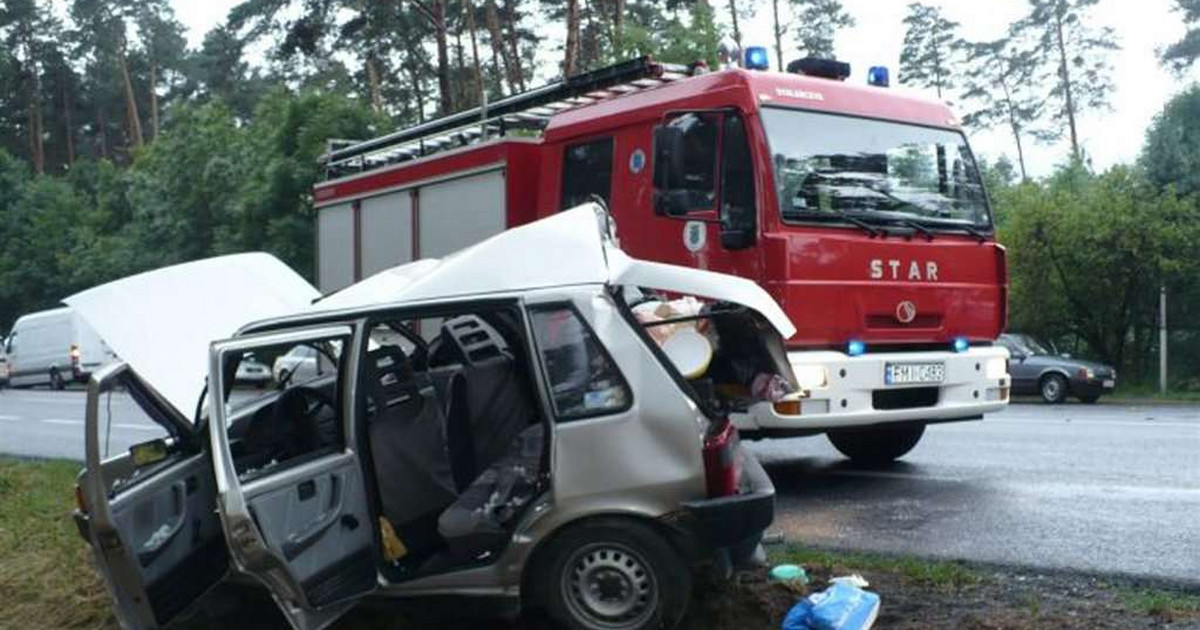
{"left": 313, "top": 56, "right": 1010, "bottom": 464}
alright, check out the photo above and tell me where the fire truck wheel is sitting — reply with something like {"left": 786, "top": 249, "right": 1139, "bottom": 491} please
{"left": 49, "top": 369, "right": 65, "bottom": 391}
{"left": 827, "top": 424, "right": 926, "bottom": 465}
{"left": 533, "top": 517, "right": 690, "bottom": 630}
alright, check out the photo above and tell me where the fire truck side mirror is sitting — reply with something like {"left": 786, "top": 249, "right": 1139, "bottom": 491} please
{"left": 652, "top": 126, "right": 689, "bottom": 218}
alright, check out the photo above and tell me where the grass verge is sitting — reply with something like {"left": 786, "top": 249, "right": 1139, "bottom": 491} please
{"left": 0, "top": 457, "right": 114, "bottom": 630}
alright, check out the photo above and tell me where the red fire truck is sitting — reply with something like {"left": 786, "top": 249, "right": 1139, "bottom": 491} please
{"left": 312, "top": 55, "right": 1010, "bottom": 463}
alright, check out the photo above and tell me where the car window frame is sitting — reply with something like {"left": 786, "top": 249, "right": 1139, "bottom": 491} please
{"left": 526, "top": 301, "right": 635, "bottom": 423}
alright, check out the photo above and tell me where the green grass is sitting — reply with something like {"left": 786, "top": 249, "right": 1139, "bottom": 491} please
{"left": 0, "top": 457, "right": 115, "bottom": 630}
{"left": 1118, "top": 587, "right": 1200, "bottom": 619}
{"left": 769, "top": 544, "right": 980, "bottom": 590}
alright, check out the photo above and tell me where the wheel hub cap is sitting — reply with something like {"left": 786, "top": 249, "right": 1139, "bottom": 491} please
{"left": 564, "top": 544, "right": 655, "bottom": 628}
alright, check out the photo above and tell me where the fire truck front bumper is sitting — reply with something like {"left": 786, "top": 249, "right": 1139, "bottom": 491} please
{"left": 733, "top": 346, "right": 1010, "bottom": 436}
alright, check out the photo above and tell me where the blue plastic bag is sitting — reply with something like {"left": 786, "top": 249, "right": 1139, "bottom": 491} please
{"left": 781, "top": 581, "right": 881, "bottom": 630}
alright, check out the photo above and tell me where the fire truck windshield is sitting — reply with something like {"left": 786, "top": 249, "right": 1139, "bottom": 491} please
{"left": 762, "top": 107, "right": 991, "bottom": 231}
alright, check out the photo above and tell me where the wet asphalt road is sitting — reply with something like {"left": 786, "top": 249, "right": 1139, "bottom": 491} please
{"left": 2, "top": 388, "right": 1198, "bottom": 583}
{"left": 750, "top": 402, "right": 1200, "bottom": 584}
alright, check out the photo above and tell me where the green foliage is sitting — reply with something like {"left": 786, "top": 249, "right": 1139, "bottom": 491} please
{"left": 1142, "top": 84, "right": 1200, "bottom": 196}
{"left": 998, "top": 163, "right": 1200, "bottom": 379}
{"left": 899, "top": 3, "right": 963, "bottom": 98}
{"left": 1162, "top": 0, "right": 1200, "bottom": 72}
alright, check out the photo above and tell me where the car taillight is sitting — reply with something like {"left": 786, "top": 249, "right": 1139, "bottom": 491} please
{"left": 703, "top": 419, "right": 743, "bottom": 498}
{"left": 74, "top": 484, "right": 87, "bottom": 514}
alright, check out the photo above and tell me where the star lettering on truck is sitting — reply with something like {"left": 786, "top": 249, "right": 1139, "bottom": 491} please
{"left": 869, "top": 259, "right": 939, "bottom": 282}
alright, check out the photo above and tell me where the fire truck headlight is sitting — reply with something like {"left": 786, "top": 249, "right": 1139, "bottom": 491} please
{"left": 744, "top": 46, "right": 770, "bottom": 71}
{"left": 793, "top": 365, "right": 829, "bottom": 389}
{"left": 986, "top": 357, "right": 1008, "bottom": 380}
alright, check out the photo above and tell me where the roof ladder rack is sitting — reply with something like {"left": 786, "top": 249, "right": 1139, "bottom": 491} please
{"left": 322, "top": 56, "right": 695, "bottom": 180}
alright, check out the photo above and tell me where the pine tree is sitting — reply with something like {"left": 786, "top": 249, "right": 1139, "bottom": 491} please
{"left": 1162, "top": 0, "right": 1200, "bottom": 72}
{"left": 1016, "top": 0, "right": 1119, "bottom": 160}
{"left": 790, "top": 0, "right": 854, "bottom": 59}
{"left": 899, "top": 3, "right": 963, "bottom": 98}
{"left": 960, "top": 37, "right": 1044, "bottom": 181}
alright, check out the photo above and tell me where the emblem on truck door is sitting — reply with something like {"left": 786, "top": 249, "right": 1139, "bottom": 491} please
{"left": 896, "top": 301, "right": 917, "bottom": 324}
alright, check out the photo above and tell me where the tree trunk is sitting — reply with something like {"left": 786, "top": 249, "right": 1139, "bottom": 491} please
{"left": 407, "top": 59, "right": 426, "bottom": 123}
{"left": 564, "top": 0, "right": 581, "bottom": 76}
{"left": 1054, "top": 7, "right": 1080, "bottom": 160}
{"left": 502, "top": 0, "right": 526, "bottom": 91}
{"left": 117, "top": 39, "right": 144, "bottom": 149}
{"left": 998, "top": 74, "right": 1028, "bottom": 180}
{"left": 465, "top": 0, "right": 486, "bottom": 111}
{"left": 149, "top": 61, "right": 160, "bottom": 141}
{"left": 614, "top": 0, "right": 625, "bottom": 53}
{"left": 485, "top": 0, "right": 516, "bottom": 93}
{"left": 418, "top": 0, "right": 453, "bottom": 116}
{"left": 366, "top": 54, "right": 384, "bottom": 114}
{"left": 22, "top": 39, "right": 45, "bottom": 175}
{"left": 62, "top": 75, "right": 75, "bottom": 166}
{"left": 95, "top": 106, "right": 109, "bottom": 159}
{"left": 771, "top": 0, "right": 784, "bottom": 71}
{"left": 727, "top": 0, "right": 742, "bottom": 48}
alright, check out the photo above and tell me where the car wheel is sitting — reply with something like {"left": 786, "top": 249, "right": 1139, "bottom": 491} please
{"left": 535, "top": 518, "right": 691, "bottom": 630}
{"left": 827, "top": 424, "right": 926, "bottom": 465}
{"left": 1078, "top": 394, "right": 1100, "bottom": 404}
{"left": 49, "top": 369, "right": 64, "bottom": 391}
{"left": 1040, "top": 374, "right": 1068, "bottom": 404}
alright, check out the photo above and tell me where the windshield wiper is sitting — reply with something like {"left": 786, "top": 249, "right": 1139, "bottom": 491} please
{"left": 959, "top": 225, "right": 989, "bottom": 243}
{"left": 783, "top": 208, "right": 882, "bottom": 237}
{"left": 895, "top": 218, "right": 934, "bottom": 241}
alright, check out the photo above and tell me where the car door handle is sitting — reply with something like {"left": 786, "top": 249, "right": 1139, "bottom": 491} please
{"left": 281, "top": 476, "right": 344, "bottom": 561}
{"left": 137, "top": 481, "right": 187, "bottom": 567}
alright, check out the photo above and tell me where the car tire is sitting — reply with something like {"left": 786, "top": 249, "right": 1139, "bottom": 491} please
{"left": 533, "top": 518, "right": 691, "bottom": 630}
{"left": 827, "top": 424, "right": 926, "bottom": 465}
{"left": 49, "top": 369, "right": 64, "bottom": 391}
{"left": 1078, "top": 394, "right": 1100, "bottom": 404}
{"left": 1039, "top": 374, "right": 1068, "bottom": 404}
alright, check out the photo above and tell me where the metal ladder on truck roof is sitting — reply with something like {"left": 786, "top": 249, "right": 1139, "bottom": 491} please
{"left": 321, "top": 56, "right": 698, "bottom": 180}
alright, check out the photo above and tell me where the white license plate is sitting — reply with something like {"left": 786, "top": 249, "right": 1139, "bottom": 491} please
{"left": 885, "top": 362, "right": 946, "bottom": 385}
{"left": 1103, "top": 379, "right": 1115, "bottom": 388}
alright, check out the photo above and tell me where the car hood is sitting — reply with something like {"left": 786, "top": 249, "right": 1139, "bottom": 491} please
{"left": 65, "top": 253, "right": 320, "bottom": 417}
{"left": 65, "top": 204, "right": 795, "bottom": 418}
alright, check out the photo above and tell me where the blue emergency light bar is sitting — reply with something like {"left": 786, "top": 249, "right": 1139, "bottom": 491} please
{"left": 847, "top": 340, "right": 867, "bottom": 357}
{"left": 952, "top": 337, "right": 970, "bottom": 353}
{"left": 867, "top": 66, "right": 890, "bottom": 87}
{"left": 743, "top": 46, "right": 770, "bottom": 70}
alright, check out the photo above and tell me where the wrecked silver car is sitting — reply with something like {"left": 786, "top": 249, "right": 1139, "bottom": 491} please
{"left": 70, "top": 205, "right": 798, "bottom": 630}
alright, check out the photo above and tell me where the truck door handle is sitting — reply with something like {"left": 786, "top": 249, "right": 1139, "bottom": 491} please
{"left": 281, "top": 476, "right": 344, "bottom": 561}
{"left": 137, "top": 481, "right": 187, "bottom": 567}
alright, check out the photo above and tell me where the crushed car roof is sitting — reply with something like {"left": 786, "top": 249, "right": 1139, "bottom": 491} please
{"left": 66, "top": 204, "right": 795, "bottom": 416}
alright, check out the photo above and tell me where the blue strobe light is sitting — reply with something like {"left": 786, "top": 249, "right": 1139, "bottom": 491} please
{"left": 744, "top": 46, "right": 770, "bottom": 70}
{"left": 847, "top": 340, "right": 867, "bottom": 357}
{"left": 867, "top": 65, "right": 890, "bottom": 87}
{"left": 952, "top": 337, "right": 970, "bottom": 353}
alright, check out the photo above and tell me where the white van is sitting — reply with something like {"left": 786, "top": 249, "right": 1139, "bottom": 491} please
{"left": 4, "top": 307, "right": 115, "bottom": 389}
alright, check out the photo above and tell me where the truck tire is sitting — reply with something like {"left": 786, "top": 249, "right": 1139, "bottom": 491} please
{"left": 827, "top": 424, "right": 925, "bottom": 465}
{"left": 533, "top": 518, "right": 691, "bottom": 630}
{"left": 49, "top": 369, "right": 64, "bottom": 391}
{"left": 1039, "top": 374, "right": 1068, "bottom": 404}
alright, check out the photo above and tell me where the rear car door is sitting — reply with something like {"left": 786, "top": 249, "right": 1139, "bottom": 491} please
{"left": 207, "top": 324, "right": 376, "bottom": 630}
{"left": 80, "top": 362, "right": 228, "bottom": 630}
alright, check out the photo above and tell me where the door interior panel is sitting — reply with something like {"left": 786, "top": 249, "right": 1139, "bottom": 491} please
{"left": 107, "top": 452, "right": 228, "bottom": 625}
{"left": 242, "top": 457, "right": 374, "bottom": 608}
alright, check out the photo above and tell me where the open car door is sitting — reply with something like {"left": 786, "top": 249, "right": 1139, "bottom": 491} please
{"left": 207, "top": 324, "right": 376, "bottom": 630}
{"left": 80, "top": 362, "right": 228, "bottom": 629}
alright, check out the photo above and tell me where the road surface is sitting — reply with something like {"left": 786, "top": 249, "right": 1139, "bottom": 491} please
{"left": 2, "top": 388, "right": 1197, "bottom": 582}
{"left": 752, "top": 402, "right": 1200, "bottom": 584}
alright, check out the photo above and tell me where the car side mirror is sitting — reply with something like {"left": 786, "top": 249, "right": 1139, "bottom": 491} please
{"left": 130, "top": 439, "right": 169, "bottom": 467}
